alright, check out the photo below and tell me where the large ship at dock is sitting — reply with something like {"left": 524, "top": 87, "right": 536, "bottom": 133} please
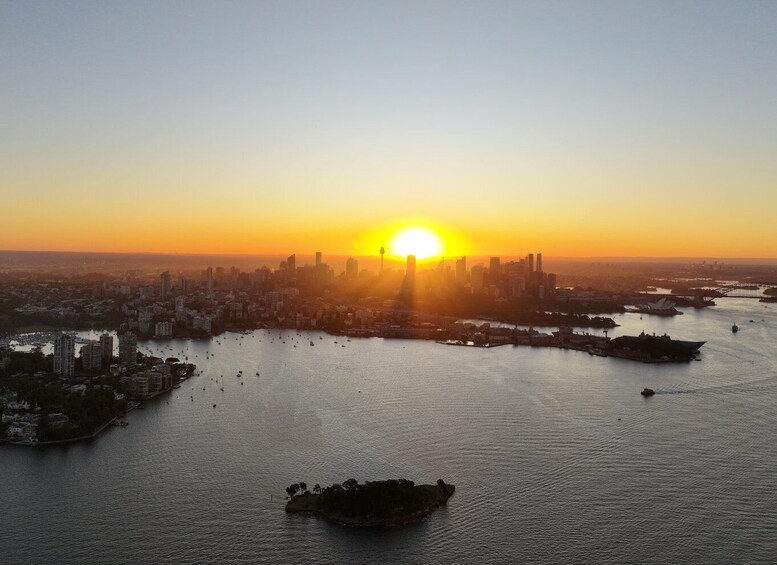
{"left": 606, "top": 332, "right": 705, "bottom": 362}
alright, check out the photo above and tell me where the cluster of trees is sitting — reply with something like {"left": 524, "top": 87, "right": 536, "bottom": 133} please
{"left": 1, "top": 350, "right": 49, "bottom": 376}
{"left": 287, "top": 478, "right": 448, "bottom": 519}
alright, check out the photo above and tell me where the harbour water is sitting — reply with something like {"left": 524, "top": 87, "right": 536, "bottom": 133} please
{"left": 2, "top": 298, "right": 777, "bottom": 563}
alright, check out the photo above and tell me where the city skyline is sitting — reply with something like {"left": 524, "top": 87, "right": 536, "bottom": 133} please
{"left": 3, "top": 2, "right": 777, "bottom": 258}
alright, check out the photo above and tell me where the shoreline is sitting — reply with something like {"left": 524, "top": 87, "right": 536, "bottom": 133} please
{"left": 4, "top": 367, "right": 196, "bottom": 448}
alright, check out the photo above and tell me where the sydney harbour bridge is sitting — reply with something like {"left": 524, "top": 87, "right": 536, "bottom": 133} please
{"left": 664, "top": 282, "right": 777, "bottom": 305}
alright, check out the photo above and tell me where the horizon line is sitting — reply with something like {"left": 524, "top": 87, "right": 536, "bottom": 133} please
{"left": 2, "top": 248, "right": 777, "bottom": 263}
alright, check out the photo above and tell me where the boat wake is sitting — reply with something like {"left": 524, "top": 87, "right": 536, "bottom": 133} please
{"left": 655, "top": 374, "right": 777, "bottom": 396}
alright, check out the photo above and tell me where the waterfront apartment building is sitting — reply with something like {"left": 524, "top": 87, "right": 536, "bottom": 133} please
{"left": 155, "top": 321, "right": 173, "bottom": 338}
{"left": 99, "top": 333, "right": 113, "bottom": 368}
{"left": 79, "top": 341, "right": 102, "bottom": 371}
{"left": 54, "top": 334, "right": 76, "bottom": 377}
{"left": 118, "top": 332, "right": 137, "bottom": 365}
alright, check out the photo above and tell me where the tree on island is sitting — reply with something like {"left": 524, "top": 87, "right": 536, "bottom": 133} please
{"left": 285, "top": 483, "right": 300, "bottom": 500}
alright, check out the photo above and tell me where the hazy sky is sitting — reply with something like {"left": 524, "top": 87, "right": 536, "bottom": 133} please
{"left": 2, "top": 1, "right": 776, "bottom": 257}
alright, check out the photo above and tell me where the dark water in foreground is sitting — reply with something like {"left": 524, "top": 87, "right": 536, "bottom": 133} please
{"left": 2, "top": 299, "right": 777, "bottom": 564}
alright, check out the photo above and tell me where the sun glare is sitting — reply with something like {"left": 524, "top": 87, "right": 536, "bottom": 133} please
{"left": 389, "top": 226, "right": 443, "bottom": 259}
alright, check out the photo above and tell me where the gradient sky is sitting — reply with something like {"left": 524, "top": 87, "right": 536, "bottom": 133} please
{"left": 2, "top": 1, "right": 776, "bottom": 258}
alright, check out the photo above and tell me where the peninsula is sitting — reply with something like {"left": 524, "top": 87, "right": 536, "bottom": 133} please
{"left": 285, "top": 478, "right": 455, "bottom": 527}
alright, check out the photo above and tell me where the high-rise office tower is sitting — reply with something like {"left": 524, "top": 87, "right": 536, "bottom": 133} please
{"left": 160, "top": 271, "right": 172, "bottom": 299}
{"left": 455, "top": 256, "right": 467, "bottom": 283}
{"left": 537, "top": 253, "right": 543, "bottom": 273}
{"left": 406, "top": 255, "right": 417, "bottom": 281}
{"left": 54, "top": 334, "right": 76, "bottom": 377}
{"left": 489, "top": 257, "right": 501, "bottom": 277}
{"left": 346, "top": 257, "right": 359, "bottom": 280}
{"left": 315, "top": 252, "right": 322, "bottom": 267}
{"left": 471, "top": 265, "right": 485, "bottom": 289}
{"left": 527, "top": 253, "right": 535, "bottom": 273}
{"left": 287, "top": 254, "right": 296, "bottom": 277}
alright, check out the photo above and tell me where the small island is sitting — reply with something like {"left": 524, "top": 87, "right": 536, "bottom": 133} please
{"left": 285, "top": 478, "right": 455, "bottom": 527}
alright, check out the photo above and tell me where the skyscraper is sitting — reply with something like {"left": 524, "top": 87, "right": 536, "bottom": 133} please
{"left": 99, "top": 333, "right": 113, "bottom": 368}
{"left": 489, "top": 257, "right": 501, "bottom": 277}
{"left": 160, "top": 271, "right": 172, "bottom": 299}
{"left": 287, "top": 254, "right": 296, "bottom": 277}
{"left": 455, "top": 256, "right": 467, "bottom": 283}
{"left": 346, "top": 257, "right": 359, "bottom": 280}
{"left": 406, "top": 255, "right": 417, "bottom": 281}
{"left": 537, "top": 253, "right": 543, "bottom": 273}
{"left": 471, "top": 265, "right": 485, "bottom": 289}
{"left": 315, "top": 252, "right": 322, "bottom": 267}
{"left": 118, "top": 332, "right": 137, "bottom": 365}
{"left": 527, "top": 253, "right": 535, "bottom": 273}
{"left": 54, "top": 334, "right": 75, "bottom": 377}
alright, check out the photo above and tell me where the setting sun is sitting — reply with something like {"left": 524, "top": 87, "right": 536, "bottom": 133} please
{"left": 389, "top": 226, "right": 443, "bottom": 260}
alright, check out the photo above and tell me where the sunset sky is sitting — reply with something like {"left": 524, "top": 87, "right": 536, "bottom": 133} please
{"left": 2, "top": 1, "right": 776, "bottom": 258}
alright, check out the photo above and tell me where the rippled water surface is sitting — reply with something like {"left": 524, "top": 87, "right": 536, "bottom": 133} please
{"left": 3, "top": 299, "right": 777, "bottom": 564}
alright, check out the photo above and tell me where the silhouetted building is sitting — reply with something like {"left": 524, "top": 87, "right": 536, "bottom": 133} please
{"left": 455, "top": 256, "right": 467, "bottom": 283}
{"left": 315, "top": 252, "right": 322, "bottom": 267}
{"left": 99, "top": 333, "right": 113, "bottom": 368}
{"left": 287, "top": 254, "right": 296, "bottom": 277}
{"left": 406, "top": 255, "right": 416, "bottom": 281}
{"left": 118, "top": 332, "right": 137, "bottom": 365}
{"left": 527, "top": 254, "right": 535, "bottom": 273}
{"left": 179, "top": 276, "right": 191, "bottom": 295}
{"left": 346, "top": 257, "right": 359, "bottom": 280}
{"left": 536, "top": 253, "right": 543, "bottom": 273}
{"left": 54, "top": 334, "right": 75, "bottom": 377}
{"left": 160, "top": 271, "right": 171, "bottom": 299}
{"left": 489, "top": 257, "right": 501, "bottom": 277}
{"left": 471, "top": 265, "right": 485, "bottom": 290}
